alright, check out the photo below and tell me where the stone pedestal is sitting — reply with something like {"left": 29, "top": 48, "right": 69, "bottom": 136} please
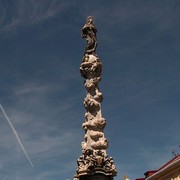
{"left": 79, "top": 174, "right": 113, "bottom": 180}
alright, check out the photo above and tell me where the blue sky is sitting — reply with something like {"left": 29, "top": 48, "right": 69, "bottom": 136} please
{"left": 0, "top": 0, "right": 180, "bottom": 179}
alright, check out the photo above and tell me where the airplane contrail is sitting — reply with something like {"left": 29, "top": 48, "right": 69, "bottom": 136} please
{"left": 0, "top": 104, "right": 34, "bottom": 168}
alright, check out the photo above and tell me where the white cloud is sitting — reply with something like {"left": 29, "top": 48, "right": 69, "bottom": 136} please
{"left": 0, "top": 0, "right": 71, "bottom": 32}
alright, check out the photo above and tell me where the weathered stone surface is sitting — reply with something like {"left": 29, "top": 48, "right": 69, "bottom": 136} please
{"left": 74, "top": 17, "right": 117, "bottom": 180}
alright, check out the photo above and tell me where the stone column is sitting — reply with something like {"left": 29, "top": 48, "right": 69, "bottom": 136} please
{"left": 74, "top": 17, "right": 117, "bottom": 180}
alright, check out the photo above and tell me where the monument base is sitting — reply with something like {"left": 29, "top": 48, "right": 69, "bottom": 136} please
{"left": 74, "top": 149, "right": 117, "bottom": 180}
{"left": 79, "top": 174, "right": 113, "bottom": 180}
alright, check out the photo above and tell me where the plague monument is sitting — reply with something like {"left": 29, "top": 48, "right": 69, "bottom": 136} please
{"left": 74, "top": 17, "right": 117, "bottom": 180}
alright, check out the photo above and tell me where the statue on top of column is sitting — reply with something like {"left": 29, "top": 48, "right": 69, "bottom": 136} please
{"left": 81, "top": 16, "right": 97, "bottom": 55}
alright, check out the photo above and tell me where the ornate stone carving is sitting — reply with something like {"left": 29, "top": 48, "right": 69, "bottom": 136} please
{"left": 75, "top": 149, "right": 116, "bottom": 177}
{"left": 74, "top": 17, "right": 117, "bottom": 180}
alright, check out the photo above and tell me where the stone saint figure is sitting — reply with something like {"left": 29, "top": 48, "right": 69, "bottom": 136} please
{"left": 81, "top": 16, "right": 97, "bottom": 55}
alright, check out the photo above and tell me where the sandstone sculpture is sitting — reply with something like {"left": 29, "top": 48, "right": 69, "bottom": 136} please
{"left": 74, "top": 17, "right": 117, "bottom": 180}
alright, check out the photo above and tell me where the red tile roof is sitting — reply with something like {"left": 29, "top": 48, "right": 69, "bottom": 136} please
{"left": 136, "top": 155, "right": 180, "bottom": 180}
{"left": 146, "top": 154, "right": 180, "bottom": 179}
{"left": 158, "top": 155, "right": 180, "bottom": 171}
